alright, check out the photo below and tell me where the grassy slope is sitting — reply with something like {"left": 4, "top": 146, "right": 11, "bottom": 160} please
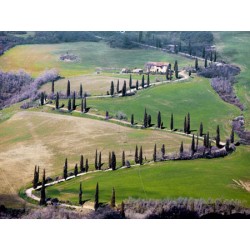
{"left": 214, "top": 32, "right": 250, "bottom": 129}
{"left": 0, "top": 41, "right": 193, "bottom": 78}
{"left": 0, "top": 110, "right": 191, "bottom": 207}
{"left": 59, "top": 76, "right": 239, "bottom": 140}
{"left": 45, "top": 145, "right": 250, "bottom": 206}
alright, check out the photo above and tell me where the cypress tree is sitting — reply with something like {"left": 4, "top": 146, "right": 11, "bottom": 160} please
{"left": 129, "top": 74, "right": 132, "bottom": 89}
{"left": 161, "top": 144, "right": 165, "bottom": 159}
{"left": 52, "top": 80, "right": 55, "bottom": 94}
{"left": 196, "top": 133, "right": 199, "bottom": 151}
{"left": 157, "top": 111, "right": 161, "bottom": 128}
{"left": 83, "top": 97, "right": 87, "bottom": 112}
{"left": 147, "top": 73, "right": 150, "bottom": 87}
{"left": 203, "top": 134, "right": 207, "bottom": 147}
{"left": 105, "top": 111, "right": 109, "bottom": 119}
{"left": 122, "top": 151, "right": 125, "bottom": 166}
{"left": 166, "top": 69, "right": 169, "bottom": 80}
{"left": 174, "top": 44, "right": 178, "bottom": 54}
{"left": 98, "top": 151, "right": 102, "bottom": 170}
{"left": 40, "top": 169, "right": 46, "bottom": 206}
{"left": 109, "top": 152, "right": 111, "bottom": 168}
{"left": 206, "top": 132, "right": 210, "bottom": 148}
{"left": 111, "top": 187, "right": 116, "bottom": 208}
{"left": 94, "top": 150, "right": 98, "bottom": 170}
{"left": 204, "top": 57, "right": 208, "bottom": 68}
{"left": 37, "top": 166, "right": 39, "bottom": 184}
{"left": 33, "top": 165, "right": 37, "bottom": 189}
{"left": 153, "top": 144, "right": 157, "bottom": 162}
{"left": 199, "top": 122, "right": 203, "bottom": 136}
{"left": 136, "top": 80, "right": 139, "bottom": 90}
{"left": 184, "top": 116, "right": 187, "bottom": 133}
{"left": 170, "top": 113, "right": 174, "bottom": 130}
{"left": 175, "top": 62, "right": 178, "bottom": 79}
{"left": 189, "top": 70, "right": 191, "bottom": 77}
{"left": 180, "top": 141, "right": 184, "bottom": 155}
{"left": 81, "top": 98, "right": 83, "bottom": 113}
{"left": 210, "top": 52, "right": 213, "bottom": 62}
{"left": 169, "top": 70, "right": 173, "bottom": 80}
{"left": 110, "top": 81, "right": 114, "bottom": 96}
{"left": 67, "top": 80, "right": 71, "bottom": 97}
{"left": 121, "top": 201, "right": 125, "bottom": 218}
{"left": 147, "top": 114, "right": 151, "bottom": 127}
{"left": 68, "top": 98, "right": 72, "bottom": 111}
{"left": 80, "top": 84, "right": 83, "bottom": 98}
{"left": 111, "top": 151, "right": 116, "bottom": 170}
{"left": 139, "top": 146, "right": 143, "bottom": 165}
{"left": 122, "top": 81, "right": 126, "bottom": 96}
{"left": 174, "top": 60, "right": 178, "bottom": 72}
{"left": 85, "top": 159, "right": 89, "bottom": 172}
{"left": 214, "top": 51, "right": 217, "bottom": 62}
{"left": 80, "top": 155, "right": 84, "bottom": 172}
{"left": 216, "top": 125, "right": 220, "bottom": 147}
{"left": 202, "top": 47, "right": 206, "bottom": 58}
{"left": 40, "top": 92, "right": 44, "bottom": 106}
{"left": 195, "top": 58, "right": 198, "bottom": 70}
{"left": 135, "top": 145, "right": 139, "bottom": 164}
{"left": 79, "top": 182, "right": 82, "bottom": 205}
{"left": 55, "top": 92, "right": 59, "bottom": 109}
{"left": 191, "top": 134, "right": 195, "bottom": 155}
{"left": 63, "top": 158, "right": 68, "bottom": 180}
{"left": 230, "top": 129, "right": 234, "bottom": 143}
{"left": 72, "top": 91, "right": 76, "bottom": 110}
{"left": 225, "top": 139, "right": 230, "bottom": 151}
{"left": 94, "top": 182, "right": 99, "bottom": 211}
{"left": 143, "top": 108, "right": 148, "bottom": 128}
{"left": 141, "top": 75, "right": 145, "bottom": 88}
{"left": 74, "top": 163, "right": 78, "bottom": 176}
{"left": 117, "top": 80, "right": 120, "bottom": 93}
{"left": 187, "top": 113, "right": 191, "bottom": 134}
{"left": 131, "top": 114, "right": 134, "bottom": 125}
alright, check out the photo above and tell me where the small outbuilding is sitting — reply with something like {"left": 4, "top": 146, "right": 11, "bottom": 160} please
{"left": 145, "top": 62, "right": 169, "bottom": 74}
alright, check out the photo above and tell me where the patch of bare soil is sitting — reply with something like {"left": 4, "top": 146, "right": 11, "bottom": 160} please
{"left": 233, "top": 179, "right": 250, "bottom": 192}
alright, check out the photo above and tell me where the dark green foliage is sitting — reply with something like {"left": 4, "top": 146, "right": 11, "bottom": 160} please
{"left": 39, "top": 169, "right": 46, "bottom": 206}
{"left": 203, "top": 134, "right": 207, "bottom": 147}
{"left": 33, "top": 165, "right": 39, "bottom": 189}
{"left": 79, "top": 183, "right": 82, "bottom": 205}
{"left": 147, "top": 74, "right": 150, "bottom": 87}
{"left": 175, "top": 62, "right": 178, "bottom": 79}
{"left": 122, "top": 151, "right": 125, "bottom": 166}
{"left": 195, "top": 58, "right": 198, "bottom": 70}
{"left": 199, "top": 122, "right": 203, "bottom": 136}
{"left": 80, "top": 155, "right": 84, "bottom": 172}
{"left": 206, "top": 132, "right": 210, "bottom": 148}
{"left": 187, "top": 113, "right": 191, "bottom": 134}
{"left": 184, "top": 116, "right": 187, "bottom": 133}
{"left": 214, "top": 51, "right": 217, "bottom": 62}
{"left": 144, "top": 108, "right": 148, "bottom": 128}
{"left": 230, "top": 129, "right": 234, "bottom": 143}
{"left": 147, "top": 114, "right": 151, "bottom": 127}
{"left": 204, "top": 57, "right": 208, "bottom": 68}
{"left": 191, "top": 134, "right": 195, "bottom": 155}
{"left": 121, "top": 201, "right": 125, "bottom": 218}
{"left": 83, "top": 98, "right": 87, "bottom": 112}
{"left": 111, "top": 187, "right": 116, "bottom": 208}
{"left": 139, "top": 146, "right": 143, "bottom": 165}
{"left": 141, "top": 75, "right": 145, "bottom": 88}
{"left": 131, "top": 114, "right": 134, "bottom": 125}
{"left": 80, "top": 98, "right": 83, "bottom": 112}
{"left": 106, "top": 111, "right": 109, "bottom": 119}
{"left": 161, "top": 144, "right": 165, "bottom": 159}
{"left": 157, "top": 111, "right": 161, "bottom": 129}
{"left": 72, "top": 91, "right": 76, "bottom": 110}
{"left": 129, "top": 74, "right": 132, "bottom": 89}
{"left": 170, "top": 113, "right": 174, "bottom": 130}
{"left": 85, "top": 159, "right": 89, "bottom": 172}
{"left": 67, "top": 80, "right": 70, "bottom": 97}
{"left": 180, "top": 141, "right": 184, "bottom": 154}
{"left": 111, "top": 151, "right": 116, "bottom": 170}
{"left": 63, "top": 158, "right": 68, "bottom": 180}
{"left": 110, "top": 81, "right": 114, "bottom": 96}
{"left": 216, "top": 125, "right": 220, "bottom": 147}
{"left": 55, "top": 92, "right": 59, "bottom": 109}
{"left": 68, "top": 98, "right": 71, "bottom": 111}
{"left": 98, "top": 152, "right": 102, "bottom": 170}
{"left": 189, "top": 70, "right": 191, "bottom": 76}
{"left": 153, "top": 144, "right": 157, "bottom": 162}
{"left": 174, "top": 60, "right": 178, "bottom": 72}
{"left": 210, "top": 52, "right": 213, "bottom": 61}
{"left": 136, "top": 80, "right": 139, "bottom": 90}
{"left": 51, "top": 80, "right": 54, "bottom": 94}
{"left": 116, "top": 80, "right": 119, "bottom": 93}
{"left": 196, "top": 133, "right": 199, "bottom": 151}
{"left": 40, "top": 92, "right": 44, "bottom": 106}
{"left": 95, "top": 150, "right": 98, "bottom": 170}
{"left": 74, "top": 164, "right": 78, "bottom": 176}
{"left": 135, "top": 145, "right": 139, "bottom": 164}
{"left": 94, "top": 182, "right": 99, "bottom": 211}
{"left": 79, "top": 84, "right": 83, "bottom": 98}
{"left": 174, "top": 44, "right": 178, "bottom": 54}
{"left": 122, "top": 81, "right": 126, "bottom": 96}
{"left": 225, "top": 139, "right": 230, "bottom": 151}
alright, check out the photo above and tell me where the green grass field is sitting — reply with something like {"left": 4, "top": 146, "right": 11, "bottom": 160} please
{"left": 57, "top": 76, "right": 240, "bottom": 140}
{"left": 44, "top": 145, "right": 250, "bottom": 206}
{"left": 214, "top": 32, "right": 250, "bottom": 129}
{"left": 0, "top": 41, "right": 194, "bottom": 78}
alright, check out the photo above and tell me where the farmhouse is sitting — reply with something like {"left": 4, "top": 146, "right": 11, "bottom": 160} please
{"left": 132, "top": 68, "right": 143, "bottom": 74}
{"left": 145, "top": 62, "right": 169, "bottom": 73}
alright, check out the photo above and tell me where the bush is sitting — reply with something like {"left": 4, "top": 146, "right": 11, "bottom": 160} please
{"left": 115, "top": 111, "right": 127, "bottom": 120}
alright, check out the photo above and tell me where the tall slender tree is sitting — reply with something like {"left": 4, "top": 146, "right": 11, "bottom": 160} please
{"left": 143, "top": 108, "right": 148, "bottom": 128}
{"left": 187, "top": 113, "right": 191, "bottom": 134}
{"left": 79, "top": 84, "right": 83, "bottom": 98}
{"left": 52, "top": 80, "right": 55, "bottom": 94}
{"left": 214, "top": 51, "right": 217, "bottom": 62}
{"left": 121, "top": 201, "right": 125, "bottom": 218}
{"left": 85, "top": 159, "right": 89, "bottom": 172}
{"left": 161, "top": 144, "right": 165, "bottom": 159}
{"left": 204, "top": 57, "right": 208, "bottom": 68}
{"left": 116, "top": 80, "right": 120, "bottom": 94}
{"left": 110, "top": 81, "right": 114, "bottom": 96}
{"left": 72, "top": 91, "right": 76, "bottom": 110}
{"left": 81, "top": 98, "right": 83, "bottom": 112}
{"left": 170, "top": 113, "right": 174, "bottom": 130}
{"left": 157, "top": 111, "right": 161, "bottom": 128}
{"left": 83, "top": 97, "right": 87, "bottom": 112}
{"left": 184, "top": 116, "right": 187, "bottom": 133}
{"left": 79, "top": 182, "right": 82, "bottom": 205}
{"left": 129, "top": 74, "right": 132, "bottom": 89}
{"left": 68, "top": 98, "right": 72, "bottom": 111}
{"left": 195, "top": 58, "right": 198, "bottom": 70}
{"left": 98, "top": 151, "right": 102, "bottom": 170}
{"left": 210, "top": 52, "right": 213, "bottom": 62}
{"left": 191, "top": 134, "right": 195, "bottom": 155}
{"left": 94, "top": 150, "right": 98, "bottom": 170}
{"left": 153, "top": 144, "right": 157, "bottom": 162}
{"left": 216, "top": 125, "right": 220, "bottom": 147}
{"left": 203, "top": 134, "right": 207, "bottom": 147}
{"left": 139, "top": 146, "right": 143, "bottom": 165}
{"left": 67, "top": 80, "right": 71, "bottom": 97}
{"left": 55, "top": 92, "right": 59, "bottom": 109}
{"left": 180, "top": 141, "right": 184, "bottom": 155}
{"left": 33, "top": 166, "right": 38, "bottom": 189}
{"left": 122, "top": 81, "right": 126, "bottom": 96}
{"left": 175, "top": 62, "right": 178, "bottom": 79}
{"left": 147, "top": 73, "right": 150, "bottom": 87}
{"left": 63, "top": 158, "right": 68, "bottom": 180}
{"left": 111, "top": 151, "right": 116, "bottom": 170}
{"left": 131, "top": 114, "right": 134, "bottom": 125}
{"left": 136, "top": 80, "right": 139, "bottom": 90}
{"left": 74, "top": 163, "right": 78, "bottom": 176}
{"left": 199, "top": 122, "right": 203, "bottom": 136}
{"left": 135, "top": 145, "right": 139, "bottom": 164}
{"left": 94, "top": 182, "right": 99, "bottom": 211}
{"left": 202, "top": 47, "right": 206, "bottom": 58}
{"left": 40, "top": 92, "right": 44, "bottom": 106}
{"left": 122, "top": 151, "right": 125, "bottom": 166}
{"left": 196, "top": 133, "right": 199, "bottom": 151}
{"left": 111, "top": 187, "right": 116, "bottom": 208}
{"left": 206, "top": 132, "right": 210, "bottom": 148}
{"left": 230, "top": 129, "right": 234, "bottom": 143}
{"left": 80, "top": 155, "right": 84, "bottom": 172}
{"left": 39, "top": 169, "right": 46, "bottom": 206}
{"left": 141, "top": 75, "right": 145, "bottom": 88}
{"left": 174, "top": 60, "right": 178, "bottom": 72}
{"left": 147, "top": 114, "right": 151, "bottom": 127}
